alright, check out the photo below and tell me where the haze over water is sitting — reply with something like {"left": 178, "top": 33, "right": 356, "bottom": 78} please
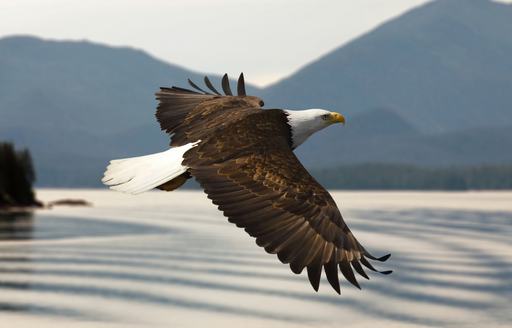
{"left": 0, "top": 189, "right": 511, "bottom": 327}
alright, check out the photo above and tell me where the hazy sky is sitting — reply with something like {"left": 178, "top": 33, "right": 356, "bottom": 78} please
{"left": 1, "top": 0, "right": 510, "bottom": 86}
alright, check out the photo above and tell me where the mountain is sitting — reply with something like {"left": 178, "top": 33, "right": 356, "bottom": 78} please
{"left": 264, "top": 0, "right": 512, "bottom": 168}
{"left": 0, "top": 36, "right": 259, "bottom": 186}
{"left": 261, "top": 0, "right": 512, "bottom": 134}
{"left": 1, "top": 0, "right": 511, "bottom": 187}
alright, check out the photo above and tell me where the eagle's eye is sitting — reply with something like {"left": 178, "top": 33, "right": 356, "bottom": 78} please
{"left": 321, "top": 114, "right": 330, "bottom": 120}
{"left": 259, "top": 100, "right": 265, "bottom": 107}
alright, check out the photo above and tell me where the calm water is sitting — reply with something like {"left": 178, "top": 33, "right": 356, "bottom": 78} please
{"left": 0, "top": 190, "right": 511, "bottom": 328}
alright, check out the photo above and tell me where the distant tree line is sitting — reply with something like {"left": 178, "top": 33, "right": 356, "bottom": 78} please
{"left": 0, "top": 142, "right": 38, "bottom": 207}
{"left": 312, "top": 163, "right": 512, "bottom": 190}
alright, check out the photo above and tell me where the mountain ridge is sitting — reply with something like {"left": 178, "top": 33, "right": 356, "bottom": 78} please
{"left": 261, "top": 0, "right": 512, "bottom": 134}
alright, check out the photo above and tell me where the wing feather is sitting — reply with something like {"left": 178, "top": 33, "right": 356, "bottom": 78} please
{"left": 360, "top": 256, "right": 393, "bottom": 275}
{"left": 204, "top": 76, "right": 221, "bottom": 95}
{"left": 352, "top": 261, "right": 370, "bottom": 279}
{"left": 187, "top": 79, "right": 211, "bottom": 94}
{"left": 339, "top": 261, "right": 361, "bottom": 289}
{"left": 222, "top": 73, "right": 233, "bottom": 95}
{"left": 324, "top": 250, "right": 341, "bottom": 294}
{"left": 307, "top": 264, "right": 322, "bottom": 292}
{"left": 237, "top": 73, "right": 246, "bottom": 96}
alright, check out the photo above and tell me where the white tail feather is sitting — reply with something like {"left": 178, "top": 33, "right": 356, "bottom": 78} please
{"left": 102, "top": 142, "right": 199, "bottom": 194}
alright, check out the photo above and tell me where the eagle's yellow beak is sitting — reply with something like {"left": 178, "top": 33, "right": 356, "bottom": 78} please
{"left": 329, "top": 112, "right": 346, "bottom": 125}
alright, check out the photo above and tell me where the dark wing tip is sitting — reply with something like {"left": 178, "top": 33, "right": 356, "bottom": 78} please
{"left": 169, "top": 86, "right": 199, "bottom": 94}
{"left": 204, "top": 76, "right": 221, "bottom": 95}
{"left": 364, "top": 252, "right": 391, "bottom": 262}
{"left": 324, "top": 255, "right": 341, "bottom": 294}
{"left": 290, "top": 262, "right": 304, "bottom": 274}
{"left": 221, "top": 73, "right": 233, "bottom": 96}
{"left": 360, "top": 256, "right": 392, "bottom": 275}
{"left": 339, "top": 261, "right": 361, "bottom": 290}
{"left": 377, "top": 254, "right": 391, "bottom": 262}
{"left": 307, "top": 265, "right": 322, "bottom": 292}
{"left": 277, "top": 251, "right": 287, "bottom": 264}
{"left": 351, "top": 261, "right": 370, "bottom": 280}
{"left": 237, "top": 72, "right": 246, "bottom": 96}
{"left": 187, "top": 78, "right": 211, "bottom": 94}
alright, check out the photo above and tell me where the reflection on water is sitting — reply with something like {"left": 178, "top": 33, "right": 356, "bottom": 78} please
{"left": 0, "top": 212, "right": 34, "bottom": 240}
{"left": 0, "top": 212, "right": 163, "bottom": 241}
{"left": 0, "top": 192, "right": 511, "bottom": 327}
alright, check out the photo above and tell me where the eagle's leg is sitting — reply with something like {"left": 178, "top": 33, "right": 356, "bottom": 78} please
{"left": 156, "top": 171, "right": 191, "bottom": 192}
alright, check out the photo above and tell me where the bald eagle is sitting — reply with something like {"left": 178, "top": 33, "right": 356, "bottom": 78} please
{"left": 102, "top": 73, "right": 391, "bottom": 294}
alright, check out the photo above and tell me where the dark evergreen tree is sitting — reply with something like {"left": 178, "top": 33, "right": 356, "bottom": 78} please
{"left": 0, "top": 142, "right": 37, "bottom": 207}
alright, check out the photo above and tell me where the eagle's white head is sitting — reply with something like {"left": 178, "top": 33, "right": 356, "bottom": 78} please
{"left": 284, "top": 109, "right": 345, "bottom": 148}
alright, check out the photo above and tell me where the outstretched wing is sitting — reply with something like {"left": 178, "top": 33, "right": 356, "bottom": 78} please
{"left": 183, "top": 109, "right": 391, "bottom": 294}
{"left": 155, "top": 73, "right": 264, "bottom": 146}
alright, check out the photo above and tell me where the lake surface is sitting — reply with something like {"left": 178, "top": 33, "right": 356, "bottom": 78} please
{"left": 1, "top": 189, "right": 511, "bottom": 328}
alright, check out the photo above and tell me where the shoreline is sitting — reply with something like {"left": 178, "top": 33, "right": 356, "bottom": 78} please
{"left": 0, "top": 198, "right": 90, "bottom": 215}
